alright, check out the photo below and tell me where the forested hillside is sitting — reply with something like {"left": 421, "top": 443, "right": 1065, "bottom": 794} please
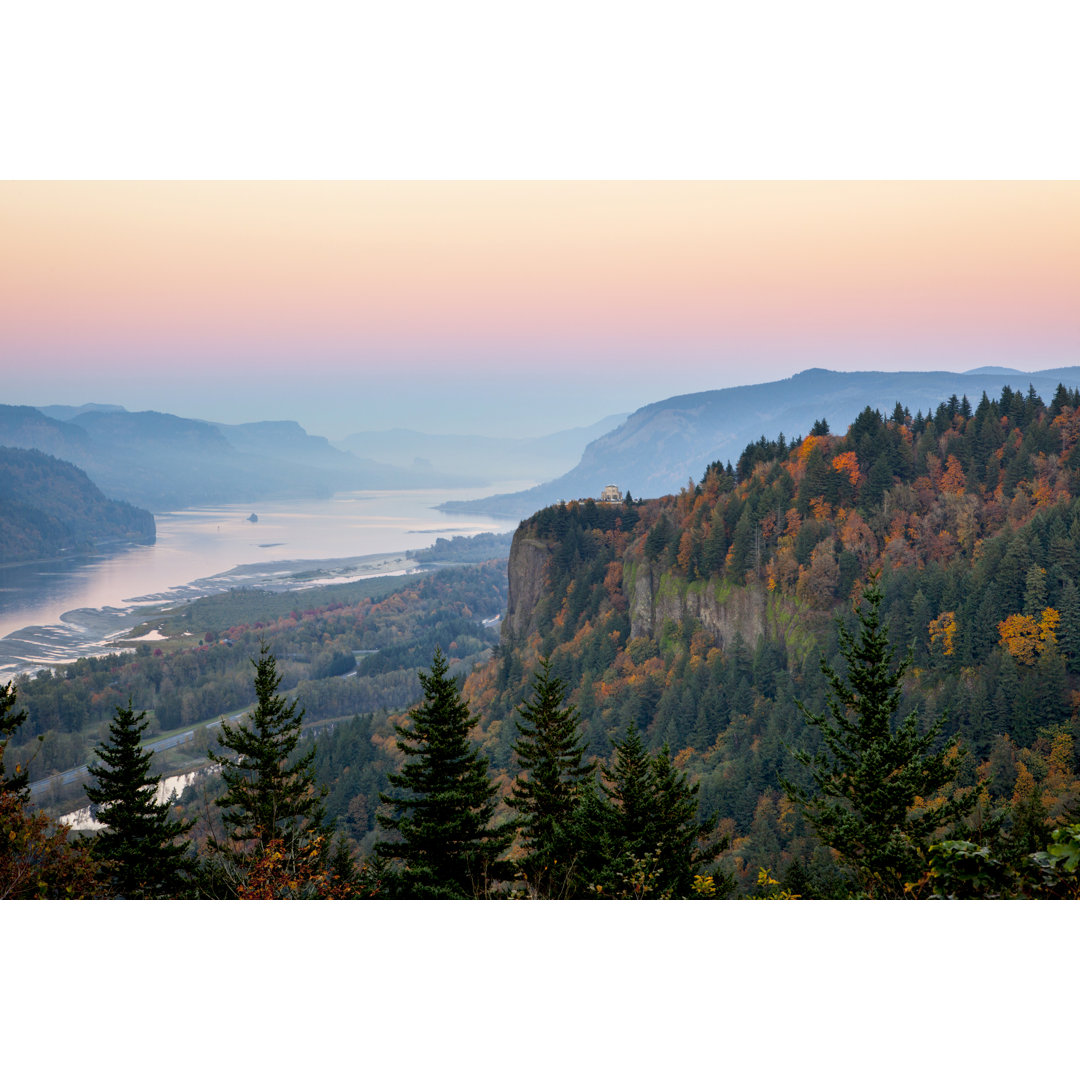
{"left": 7, "top": 385, "right": 1080, "bottom": 898}
{"left": 0, "top": 446, "right": 155, "bottom": 563}
{"left": 444, "top": 365, "right": 1080, "bottom": 519}
{"left": 463, "top": 383, "right": 1080, "bottom": 894}
{"left": 12, "top": 563, "right": 505, "bottom": 795}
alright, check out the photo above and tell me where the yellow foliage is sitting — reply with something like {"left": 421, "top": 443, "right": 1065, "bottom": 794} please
{"left": 1012, "top": 761, "right": 1036, "bottom": 805}
{"left": 928, "top": 611, "right": 957, "bottom": 656}
{"left": 796, "top": 434, "right": 830, "bottom": 465}
{"left": 692, "top": 875, "right": 717, "bottom": 898}
{"left": 1048, "top": 732, "right": 1073, "bottom": 780}
{"left": 673, "top": 746, "right": 695, "bottom": 770}
{"left": 998, "top": 608, "right": 1058, "bottom": 664}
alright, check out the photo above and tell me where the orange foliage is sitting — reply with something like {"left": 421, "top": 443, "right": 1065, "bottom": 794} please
{"left": 677, "top": 529, "right": 696, "bottom": 573}
{"left": 237, "top": 835, "right": 372, "bottom": 899}
{"left": 940, "top": 455, "right": 966, "bottom": 495}
{"left": 796, "top": 434, "right": 830, "bottom": 465}
{"left": 603, "top": 560, "right": 626, "bottom": 608}
{"left": 831, "top": 450, "right": 861, "bottom": 487}
{"left": 838, "top": 509, "right": 878, "bottom": 569}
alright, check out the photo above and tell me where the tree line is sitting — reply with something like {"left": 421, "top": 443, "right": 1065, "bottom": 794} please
{"left": 0, "top": 640, "right": 723, "bottom": 899}
{"left": 4, "top": 581, "right": 1078, "bottom": 898}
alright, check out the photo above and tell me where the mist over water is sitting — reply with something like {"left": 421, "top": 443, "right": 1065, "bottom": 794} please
{"left": 0, "top": 486, "right": 518, "bottom": 673}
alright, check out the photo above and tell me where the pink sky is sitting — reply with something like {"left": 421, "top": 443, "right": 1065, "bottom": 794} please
{"left": 1, "top": 181, "right": 1078, "bottom": 437}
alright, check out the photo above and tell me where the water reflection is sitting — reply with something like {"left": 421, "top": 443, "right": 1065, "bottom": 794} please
{"left": 0, "top": 486, "right": 517, "bottom": 671}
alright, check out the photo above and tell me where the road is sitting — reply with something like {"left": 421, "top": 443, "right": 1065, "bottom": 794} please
{"left": 28, "top": 712, "right": 242, "bottom": 800}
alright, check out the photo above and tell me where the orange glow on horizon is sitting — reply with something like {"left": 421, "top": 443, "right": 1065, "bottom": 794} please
{"left": 1, "top": 181, "right": 1078, "bottom": 375}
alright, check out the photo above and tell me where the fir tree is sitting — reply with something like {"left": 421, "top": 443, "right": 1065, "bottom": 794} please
{"left": 597, "top": 724, "right": 728, "bottom": 898}
{"left": 84, "top": 701, "right": 193, "bottom": 898}
{"left": 0, "top": 680, "right": 31, "bottom": 804}
{"left": 208, "top": 643, "right": 325, "bottom": 889}
{"left": 783, "top": 581, "right": 979, "bottom": 897}
{"left": 505, "top": 656, "right": 593, "bottom": 897}
{"left": 376, "top": 647, "right": 512, "bottom": 898}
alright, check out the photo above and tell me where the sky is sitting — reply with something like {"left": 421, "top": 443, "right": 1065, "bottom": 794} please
{"left": 2, "top": 180, "right": 1079, "bottom": 440}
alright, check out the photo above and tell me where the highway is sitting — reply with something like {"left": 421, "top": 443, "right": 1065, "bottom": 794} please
{"left": 28, "top": 712, "right": 242, "bottom": 800}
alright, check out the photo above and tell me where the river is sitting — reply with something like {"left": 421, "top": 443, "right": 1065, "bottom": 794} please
{"left": 0, "top": 485, "right": 519, "bottom": 676}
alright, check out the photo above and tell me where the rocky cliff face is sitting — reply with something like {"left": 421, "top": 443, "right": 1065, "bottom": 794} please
{"left": 626, "top": 561, "right": 769, "bottom": 647}
{"left": 502, "top": 510, "right": 809, "bottom": 658}
{"left": 502, "top": 529, "right": 554, "bottom": 645}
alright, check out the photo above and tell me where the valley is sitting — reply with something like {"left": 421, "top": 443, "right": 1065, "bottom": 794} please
{"left": 5, "top": 376, "right": 1080, "bottom": 899}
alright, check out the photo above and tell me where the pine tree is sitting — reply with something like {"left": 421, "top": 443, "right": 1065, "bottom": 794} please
{"left": 783, "top": 581, "right": 979, "bottom": 897}
{"left": 208, "top": 643, "right": 325, "bottom": 888}
{"left": 0, "top": 680, "right": 31, "bottom": 804}
{"left": 84, "top": 701, "right": 193, "bottom": 898}
{"left": 597, "top": 725, "right": 728, "bottom": 898}
{"left": 376, "top": 647, "right": 512, "bottom": 898}
{"left": 505, "top": 656, "right": 593, "bottom": 897}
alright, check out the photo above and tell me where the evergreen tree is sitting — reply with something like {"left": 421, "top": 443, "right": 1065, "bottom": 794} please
{"left": 376, "top": 647, "right": 512, "bottom": 898}
{"left": 783, "top": 581, "right": 979, "bottom": 897}
{"left": 208, "top": 643, "right": 325, "bottom": 888}
{"left": 0, "top": 680, "right": 31, "bottom": 804}
{"left": 597, "top": 724, "right": 728, "bottom": 898}
{"left": 505, "top": 656, "right": 593, "bottom": 897}
{"left": 84, "top": 701, "right": 193, "bottom": 898}
{"left": 1058, "top": 578, "right": 1080, "bottom": 674}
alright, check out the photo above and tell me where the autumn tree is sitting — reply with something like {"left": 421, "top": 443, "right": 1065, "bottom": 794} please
{"left": 998, "top": 608, "right": 1060, "bottom": 665}
{"left": 84, "top": 701, "right": 194, "bottom": 898}
{"left": 207, "top": 643, "right": 327, "bottom": 893}
{"left": 783, "top": 581, "right": 979, "bottom": 897}
{"left": 376, "top": 647, "right": 512, "bottom": 898}
{"left": 0, "top": 790, "right": 101, "bottom": 899}
{"left": 236, "top": 834, "right": 379, "bottom": 899}
{"left": 0, "top": 690, "right": 98, "bottom": 899}
{"left": 505, "top": 656, "right": 593, "bottom": 897}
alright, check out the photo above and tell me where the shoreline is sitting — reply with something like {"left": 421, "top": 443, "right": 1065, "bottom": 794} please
{"left": 0, "top": 549, "right": 424, "bottom": 677}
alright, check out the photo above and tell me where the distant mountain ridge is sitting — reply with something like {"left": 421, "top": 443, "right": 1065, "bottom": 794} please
{"left": 0, "top": 446, "right": 155, "bottom": 564}
{"left": 336, "top": 413, "right": 628, "bottom": 483}
{"left": 0, "top": 404, "right": 474, "bottom": 511}
{"left": 442, "top": 367, "right": 1080, "bottom": 520}
{"left": 37, "top": 403, "right": 127, "bottom": 422}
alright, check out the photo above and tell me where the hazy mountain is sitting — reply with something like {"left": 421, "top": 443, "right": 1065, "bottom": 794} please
{"left": 214, "top": 419, "right": 361, "bottom": 469}
{"left": 0, "top": 405, "right": 471, "bottom": 511}
{"left": 36, "top": 403, "right": 127, "bottom": 422}
{"left": 0, "top": 446, "right": 155, "bottom": 563}
{"left": 0, "top": 405, "right": 94, "bottom": 462}
{"left": 336, "top": 413, "right": 628, "bottom": 484}
{"left": 442, "top": 367, "right": 1080, "bottom": 519}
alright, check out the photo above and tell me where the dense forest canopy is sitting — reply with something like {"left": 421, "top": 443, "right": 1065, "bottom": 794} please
{"left": 5, "top": 385, "right": 1080, "bottom": 898}
{"left": 0, "top": 445, "right": 154, "bottom": 562}
{"left": 462, "top": 383, "right": 1080, "bottom": 894}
